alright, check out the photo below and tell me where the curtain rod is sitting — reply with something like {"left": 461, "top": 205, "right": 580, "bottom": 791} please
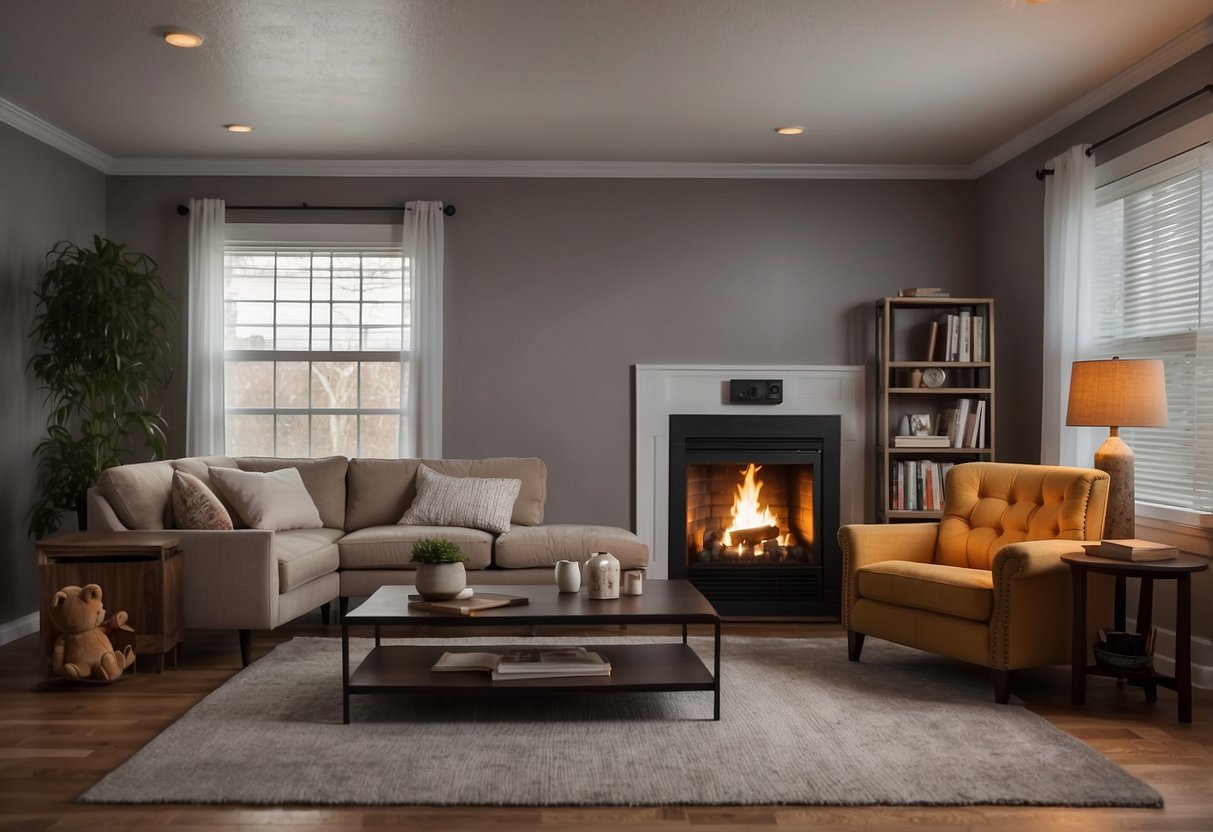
{"left": 1034, "top": 84, "right": 1213, "bottom": 180}
{"left": 175, "top": 202, "right": 456, "bottom": 216}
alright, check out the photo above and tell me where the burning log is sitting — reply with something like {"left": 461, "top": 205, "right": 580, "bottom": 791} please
{"left": 728, "top": 524, "right": 780, "bottom": 545}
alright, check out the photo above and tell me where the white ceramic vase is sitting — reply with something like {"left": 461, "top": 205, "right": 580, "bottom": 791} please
{"left": 414, "top": 562, "right": 467, "bottom": 600}
{"left": 585, "top": 551, "right": 620, "bottom": 599}
{"left": 554, "top": 560, "right": 581, "bottom": 592}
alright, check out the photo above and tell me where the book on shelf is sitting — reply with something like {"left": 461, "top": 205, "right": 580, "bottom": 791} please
{"left": 432, "top": 647, "right": 612, "bottom": 680}
{"left": 899, "top": 288, "right": 950, "bottom": 297}
{"left": 407, "top": 592, "right": 529, "bottom": 616}
{"left": 974, "top": 400, "right": 986, "bottom": 448}
{"left": 1082, "top": 539, "right": 1179, "bottom": 562}
{"left": 958, "top": 309, "right": 972, "bottom": 362}
{"left": 925, "top": 320, "right": 939, "bottom": 362}
{"left": 892, "top": 435, "right": 951, "bottom": 448}
{"left": 972, "top": 315, "right": 985, "bottom": 362}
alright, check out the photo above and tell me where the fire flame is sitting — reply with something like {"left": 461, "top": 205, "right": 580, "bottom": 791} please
{"left": 722, "top": 464, "right": 787, "bottom": 546}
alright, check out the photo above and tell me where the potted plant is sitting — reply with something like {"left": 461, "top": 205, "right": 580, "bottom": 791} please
{"left": 27, "top": 236, "right": 173, "bottom": 539}
{"left": 410, "top": 538, "right": 468, "bottom": 600}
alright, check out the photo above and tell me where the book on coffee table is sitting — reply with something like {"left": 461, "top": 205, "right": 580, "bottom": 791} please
{"left": 431, "top": 647, "right": 611, "bottom": 680}
{"left": 1081, "top": 539, "right": 1179, "bottom": 562}
{"left": 406, "top": 592, "right": 530, "bottom": 616}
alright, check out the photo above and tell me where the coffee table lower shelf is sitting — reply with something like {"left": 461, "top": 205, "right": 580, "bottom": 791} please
{"left": 345, "top": 642, "right": 718, "bottom": 720}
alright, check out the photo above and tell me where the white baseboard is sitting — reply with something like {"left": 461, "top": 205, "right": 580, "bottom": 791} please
{"left": 1127, "top": 617, "right": 1212, "bottom": 690}
{"left": 0, "top": 612, "right": 39, "bottom": 646}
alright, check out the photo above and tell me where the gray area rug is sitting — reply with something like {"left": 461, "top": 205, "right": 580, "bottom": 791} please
{"left": 81, "top": 635, "right": 1162, "bottom": 807}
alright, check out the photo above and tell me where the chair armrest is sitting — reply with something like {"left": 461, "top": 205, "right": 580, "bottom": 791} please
{"left": 837, "top": 522, "right": 939, "bottom": 628}
{"left": 989, "top": 539, "right": 1112, "bottom": 670}
{"left": 176, "top": 530, "right": 279, "bottom": 630}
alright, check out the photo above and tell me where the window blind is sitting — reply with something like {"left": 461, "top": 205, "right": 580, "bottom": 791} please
{"left": 1091, "top": 144, "right": 1213, "bottom": 515}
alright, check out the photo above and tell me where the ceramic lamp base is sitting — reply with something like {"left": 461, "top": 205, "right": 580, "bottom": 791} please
{"left": 1093, "top": 431, "right": 1135, "bottom": 540}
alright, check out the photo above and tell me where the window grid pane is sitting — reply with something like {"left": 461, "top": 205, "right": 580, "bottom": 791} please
{"left": 224, "top": 244, "right": 408, "bottom": 459}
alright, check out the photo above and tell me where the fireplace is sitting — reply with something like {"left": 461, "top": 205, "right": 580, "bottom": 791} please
{"left": 668, "top": 414, "right": 841, "bottom": 617}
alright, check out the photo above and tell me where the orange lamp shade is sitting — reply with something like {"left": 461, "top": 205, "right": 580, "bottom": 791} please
{"left": 1066, "top": 358, "right": 1168, "bottom": 428}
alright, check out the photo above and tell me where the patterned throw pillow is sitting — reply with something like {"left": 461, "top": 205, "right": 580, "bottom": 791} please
{"left": 398, "top": 464, "right": 521, "bottom": 534}
{"left": 171, "top": 470, "right": 234, "bottom": 530}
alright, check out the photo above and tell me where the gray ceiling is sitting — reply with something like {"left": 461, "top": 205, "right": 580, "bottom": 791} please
{"left": 2, "top": 0, "right": 1212, "bottom": 170}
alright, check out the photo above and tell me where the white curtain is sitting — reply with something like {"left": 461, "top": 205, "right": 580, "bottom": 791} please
{"left": 186, "top": 198, "right": 226, "bottom": 456}
{"left": 404, "top": 201, "right": 444, "bottom": 458}
{"left": 1040, "top": 146, "right": 1096, "bottom": 466}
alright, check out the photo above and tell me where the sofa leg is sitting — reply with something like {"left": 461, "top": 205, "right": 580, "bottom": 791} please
{"left": 339, "top": 596, "right": 349, "bottom": 617}
{"left": 320, "top": 602, "right": 331, "bottom": 625}
{"left": 238, "top": 629, "right": 251, "bottom": 668}
{"left": 994, "top": 669, "right": 1012, "bottom": 704}
{"left": 847, "top": 630, "right": 865, "bottom": 662}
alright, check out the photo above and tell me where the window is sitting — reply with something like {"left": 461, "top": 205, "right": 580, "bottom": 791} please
{"left": 1091, "top": 144, "right": 1213, "bottom": 516}
{"left": 223, "top": 226, "right": 410, "bottom": 458}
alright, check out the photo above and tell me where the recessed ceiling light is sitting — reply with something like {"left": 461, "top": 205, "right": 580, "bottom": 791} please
{"left": 774, "top": 126, "right": 805, "bottom": 136}
{"left": 224, "top": 124, "right": 253, "bottom": 133}
{"left": 163, "top": 31, "right": 204, "bottom": 48}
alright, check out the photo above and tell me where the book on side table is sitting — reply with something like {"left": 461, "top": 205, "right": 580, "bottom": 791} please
{"left": 432, "top": 647, "right": 612, "bottom": 680}
{"left": 1082, "top": 539, "right": 1179, "bottom": 562}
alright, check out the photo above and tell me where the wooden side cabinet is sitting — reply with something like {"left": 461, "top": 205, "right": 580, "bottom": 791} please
{"left": 37, "top": 532, "right": 184, "bottom": 674}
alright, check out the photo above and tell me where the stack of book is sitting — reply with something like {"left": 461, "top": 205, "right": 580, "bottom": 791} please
{"left": 892, "top": 434, "right": 951, "bottom": 449}
{"left": 927, "top": 311, "right": 985, "bottom": 363}
{"left": 890, "top": 460, "right": 955, "bottom": 512}
{"left": 432, "top": 647, "right": 612, "bottom": 680}
{"left": 1082, "top": 539, "right": 1179, "bottom": 562}
{"left": 938, "top": 398, "right": 986, "bottom": 448}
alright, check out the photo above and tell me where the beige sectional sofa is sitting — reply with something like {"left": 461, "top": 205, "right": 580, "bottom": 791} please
{"left": 86, "top": 455, "right": 648, "bottom": 665}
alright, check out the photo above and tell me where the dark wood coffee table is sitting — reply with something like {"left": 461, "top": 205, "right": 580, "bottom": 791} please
{"left": 340, "top": 580, "right": 721, "bottom": 723}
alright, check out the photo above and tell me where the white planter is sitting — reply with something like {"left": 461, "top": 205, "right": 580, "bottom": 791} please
{"left": 414, "top": 562, "right": 467, "bottom": 600}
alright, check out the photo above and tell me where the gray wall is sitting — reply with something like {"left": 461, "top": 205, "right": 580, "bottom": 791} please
{"left": 105, "top": 176, "right": 978, "bottom": 527}
{"left": 977, "top": 45, "right": 1213, "bottom": 464}
{"left": 0, "top": 124, "right": 106, "bottom": 625}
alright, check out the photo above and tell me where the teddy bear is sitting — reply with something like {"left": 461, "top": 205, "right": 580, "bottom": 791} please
{"left": 48, "top": 583, "right": 135, "bottom": 682}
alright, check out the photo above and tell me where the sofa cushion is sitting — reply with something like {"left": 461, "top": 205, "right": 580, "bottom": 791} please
{"left": 172, "top": 456, "right": 242, "bottom": 527}
{"left": 856, "top": 561, "right": 993, "bottom": 622}
{"left": 96, "top": 460, "right": 175, "bottom": 530}
{"left": 237, "top": 456, "right": 348, "bottom": 529}
{"left": 275, "top": 528, "right": 343, "bottom": 593}
{"left": 493, "top": 524, "right": 649, "bottom": 570}
{"left": 210, "top": 467, "right": 324, "bottom": 531}
{"left": 338, "top": 525, "right": 493, "bottom": 571}
{"left": 171, "top": 471, "right": 233, "bottom": 530}
{"left": 399, "top": 464, "right": 521, "bottom": 534}
{"left": 345, "top": 457, "right": 546, "bottom": 531}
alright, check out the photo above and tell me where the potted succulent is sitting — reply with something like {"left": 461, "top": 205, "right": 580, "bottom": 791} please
{"left": 410, "top": 538, "right": 468, "bottom": 600}
{"left": 27, "top": 236, "right": 173, "bottom": 539}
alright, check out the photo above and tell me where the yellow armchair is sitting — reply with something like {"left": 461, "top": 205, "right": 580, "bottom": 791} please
{"left": 839, "top": 462, "right": 1113, "bottom": 703}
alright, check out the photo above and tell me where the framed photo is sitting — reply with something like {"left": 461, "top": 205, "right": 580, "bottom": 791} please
{"left": 909, "top": 413, "right": 932, "bottom": 436}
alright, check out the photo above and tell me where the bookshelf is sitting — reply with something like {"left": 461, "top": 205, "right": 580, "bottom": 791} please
{"left": 876, "top": 296, "right": 995, "bottom": 522}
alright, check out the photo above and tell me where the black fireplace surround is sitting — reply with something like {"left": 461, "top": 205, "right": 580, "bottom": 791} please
{"left": 668, "top": 414, "right": 841, "bottom": 617}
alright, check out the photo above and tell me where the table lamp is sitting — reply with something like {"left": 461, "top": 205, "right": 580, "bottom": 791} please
{"left": 1065, "top": 357, "right": 1167, "bottom": 540}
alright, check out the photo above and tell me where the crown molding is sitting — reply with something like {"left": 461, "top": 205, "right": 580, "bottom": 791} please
{"left": 0, "top": 97, "right": 110, "bottom": 172}
{"left": 970, "top": 15, "right": 1213, "bottom": 178}
{"left": 105, "top": 156, "right": 970, "bottom": 179}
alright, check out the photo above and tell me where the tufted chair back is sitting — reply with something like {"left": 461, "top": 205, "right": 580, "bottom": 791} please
{"left": 935, "top": 462, "right": 1109, "bottom": 570}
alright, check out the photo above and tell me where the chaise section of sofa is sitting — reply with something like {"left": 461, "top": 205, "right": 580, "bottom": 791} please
{"left": 86, "top": 454, "right": 649, "bottom": 664}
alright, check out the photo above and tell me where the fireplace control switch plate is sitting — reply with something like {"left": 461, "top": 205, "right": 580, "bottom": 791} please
{"left": 729, "top": 379, "right": 783, "bottom": 405}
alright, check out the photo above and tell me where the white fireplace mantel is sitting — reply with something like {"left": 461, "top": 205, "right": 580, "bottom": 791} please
{"left": 635, "top": 364, "right": 866, "bottom": 578}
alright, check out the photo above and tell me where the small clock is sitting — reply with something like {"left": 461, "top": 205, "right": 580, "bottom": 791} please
{"left": 922, "top": 367, "right": 947, "bottom": 388}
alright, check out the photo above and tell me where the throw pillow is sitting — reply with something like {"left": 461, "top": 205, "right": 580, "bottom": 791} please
{"left": 171, "top": 470, "right": 234, "bottom": 531}
{"left": 398, "top": 464, "right": 521, "bottom": 534}
{"left": 208, "top": 466, "right": 324, "bottom": 531}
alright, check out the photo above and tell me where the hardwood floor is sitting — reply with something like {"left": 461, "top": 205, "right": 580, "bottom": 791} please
{"left": 2, "top": 617, "right": 1210, "bottom": 831}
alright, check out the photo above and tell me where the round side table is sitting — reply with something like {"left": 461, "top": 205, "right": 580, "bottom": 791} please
{"left": 1062, "top": 551, "right": 1208, "bottom": 723}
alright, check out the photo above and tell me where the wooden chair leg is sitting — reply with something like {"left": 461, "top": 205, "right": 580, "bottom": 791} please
{"left": 320, "top": 602, "right": 331, "bottom": 625}
{"left": 238, "top": 629, "right": 251, "bottom": 668}
{"left": 994, "top": 669, "right": 1012, "bottom": 704}
{"left": 847, "top": 630, "right": 865, "bottom": 662}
